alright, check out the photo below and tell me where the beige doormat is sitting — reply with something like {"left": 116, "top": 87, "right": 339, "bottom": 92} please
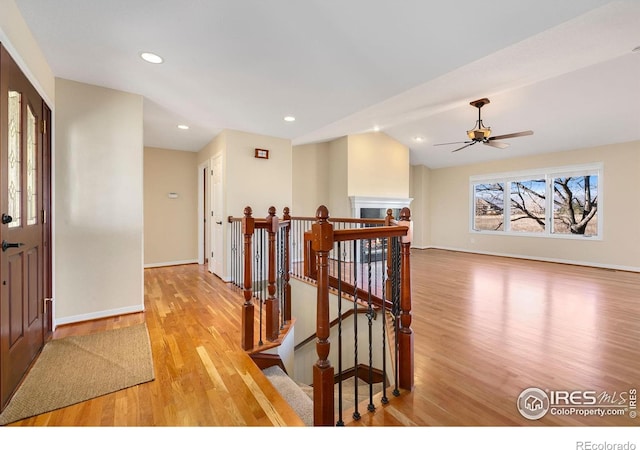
{"left": 0, "top": 322, "right": 155, "bottom": 425}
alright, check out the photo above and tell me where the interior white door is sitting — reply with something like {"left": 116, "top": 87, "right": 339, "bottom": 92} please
{"left": 210, "top": 154, "right": 224, "bottom": 278}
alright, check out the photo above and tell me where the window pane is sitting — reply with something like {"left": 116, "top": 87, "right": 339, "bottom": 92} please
{"left": 474, "top": 183, "right": 504, "bottom": 231}
{"left": 509, "top": 179, "right": 546, "bottom": 233}
{"left": 552, "top": 175, "right": 598, "bottom": 236}
{"left": 27, "top": 105, "right": 37, "bottom": 226}
{"left": 8, "top": 90, "right": 21, "bottom": 228}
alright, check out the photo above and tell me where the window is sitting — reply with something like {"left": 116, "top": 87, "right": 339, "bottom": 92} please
{"left": 552, "top": 175, "right": 598, "bottom": 236}
{"left": 509, "top": 179, "right": 546, "bottom": 233}
{"left": 473, "top": 183, "right": 504, "bottom": 231}
{"left": 471, "top": 164, "right": 601, "bottom": 239}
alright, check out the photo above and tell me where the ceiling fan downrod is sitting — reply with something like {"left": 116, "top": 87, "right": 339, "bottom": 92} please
{"left": 467, "top": 98, "right": 491, "bottom": 140}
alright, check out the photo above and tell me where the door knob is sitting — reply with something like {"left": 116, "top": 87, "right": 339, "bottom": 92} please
{"left": 2, "top": 240, "right": 23, "bottom": 252}
{"left": 1, "top": 214, "right": 12, "bottom": 224}
{"left": 216, "top": 221, "right": 222, "bottom": 225}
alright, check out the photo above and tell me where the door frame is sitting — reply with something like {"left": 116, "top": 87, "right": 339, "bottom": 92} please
{"left": 41, "top": 102, "right": 52, "bottom": 335}
{"left": 210, "top": 153, "right": 226, "bottom": 280}
{"left": 197, "top": 160, "right": 209, "bottom": 266}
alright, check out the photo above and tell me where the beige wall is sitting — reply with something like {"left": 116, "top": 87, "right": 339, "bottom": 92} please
{"left": 144, "top": 147, "right": 198, "bottom": 266}
{"left": 198, "top": 129, "right": 293, "bottom": 279}
{"left": 293, "top": 132, "right": 410, "bottom": 219}
{"left": 347, "top": 132, "right": 410, "bottom": 198}
{"left": 328, "top": 137, "right": 350, "bottom": 217}
{"left": 225, "top": 129, "right": 293, "bottom": 217}
{"left": 55, "top": 79, "right": 144, "bottom": 324}
{"left": 0, "top": 0, "right": 55, "bottom": 103}
{"left": 292, "top": 142, "right": 330, "bottom": 217}
{"left": 197, "top": 129, "right": 225, "bottom": 164}
{"left": 410, "top": 164, "right": 431, "bottom": 248}
{"left": 426, "top": 140, "right": 640, "bottom": 270}
{"left": 199, "top": 129, "right": 292, "bottom": 216}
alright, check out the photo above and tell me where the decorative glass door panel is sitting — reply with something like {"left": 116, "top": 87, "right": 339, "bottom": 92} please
{"left": 27, "top": 104, "right": 37, "bottom": 226}
{"left": 8, "top": 90, "right": 21, "bottom": 228}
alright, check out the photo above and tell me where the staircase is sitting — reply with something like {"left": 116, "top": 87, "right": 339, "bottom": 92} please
{"left": 231, "top": 204, "right": 415, "bottom": 426}
{"left": 262, "top": 365, "right": 384, "bottom": 426}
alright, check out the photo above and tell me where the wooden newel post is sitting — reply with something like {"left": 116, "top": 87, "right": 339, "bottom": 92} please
{"left": 241, "top": 207, "right": 255, "bottom": 351}
{"left": 398, "top": 207, "right": 414, "bottom": 391}
{"left": 266, "top": 206, "right": 280, "bottom": 341}
{"left": 384, "top": 208, "right": 394, "bottom": 226}
{"left": 282, "top": 207, "right": 292, "bottom": 322}
{"left": 312, "top": 205, "right": 335, "bottom": 426}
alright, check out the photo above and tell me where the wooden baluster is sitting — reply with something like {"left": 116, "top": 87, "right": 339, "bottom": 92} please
{"left": 303, "top": 231, "right": 316, "bottom": 279}
{"left": 312, "top": 205, "right": 335, "bottom": 426}
{"left": 282, "top": 207, "right": 292, "bottom": 322}
{"left": 397, "top": 207, "right": 414, "bottom": 391}
{"left": 265, "top": 206, "right": 280, "bottom": 342}
{"left": 241, "top": 207, "right": 255, "bottom": 351}
{"left": 385, "top": 208, "right": 394, "bottom": 303}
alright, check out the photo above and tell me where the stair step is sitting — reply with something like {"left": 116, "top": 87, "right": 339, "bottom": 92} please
{"left": 263, "top": 365, "right": 385, "bottom": 426}
{"left": 262, "top": 365, "right": 313, "bottom": 426}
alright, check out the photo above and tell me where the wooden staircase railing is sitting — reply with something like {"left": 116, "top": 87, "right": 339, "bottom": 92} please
{"left": 233, "top": 206, "right": 292, "bottom": 351}
{"left": 229, "top": 204, "right": 414, "bottom": 426}
{"left": 310, "top": 205, "right": 413, "bottom": 425}
{"left": 302, "top": 208, "right": 402, "bottom": 311}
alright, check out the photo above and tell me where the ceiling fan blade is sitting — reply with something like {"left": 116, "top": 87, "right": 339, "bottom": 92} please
{"left": 452, "top": 142, "right": 476, "bottom": 153}
{"left": 433, "top": 140, "right": 472, "bottom": 146}
{"left": 488, "top": 130, "right": 533, "bottom": 141}
{"left": 484, "top": 141, "right": 509, "bottom": 149}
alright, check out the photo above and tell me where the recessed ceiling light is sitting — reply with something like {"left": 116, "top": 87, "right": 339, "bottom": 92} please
{"left": 177, "top": 124, "right": 189, "bottom": 130}
{"left": 284, "top": 116, "right": 296, "bottom": 122}
{"left": 414, "top": 136, "right": 424, "bottom": 142}
{"left": 140, "top": 52, "right": 163, "bottom": 64}
{"left": 373, "top": 126, "right": 380, "bottom": 132}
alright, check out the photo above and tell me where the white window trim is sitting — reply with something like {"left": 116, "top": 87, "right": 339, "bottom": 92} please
{"left": 469, "top": 163, "right": 603, "bottom": 240}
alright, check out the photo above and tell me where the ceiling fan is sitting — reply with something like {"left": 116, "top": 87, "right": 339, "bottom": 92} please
{"left": 434, "top": 98, "right": 533, "bottom": 152}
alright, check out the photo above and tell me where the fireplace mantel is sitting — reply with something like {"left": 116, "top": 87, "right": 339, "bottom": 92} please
{"left": 349, "top": 196, "right": 413, "bottom": 218}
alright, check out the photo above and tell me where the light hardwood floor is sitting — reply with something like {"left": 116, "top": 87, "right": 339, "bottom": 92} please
{"left": 7, "top": 249, "right": 640, "bottom": 427}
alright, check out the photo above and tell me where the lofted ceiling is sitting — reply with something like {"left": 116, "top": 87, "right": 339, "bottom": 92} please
{"left": 13, "top": 0, "right": 640, "bottom": 169}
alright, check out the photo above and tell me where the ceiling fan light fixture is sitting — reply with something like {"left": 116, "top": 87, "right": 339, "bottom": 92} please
{"left": 434, "top": 98, "right": 532, "bottom": 153}
{"left": 467, "top": 121, "right": 491, "bottom": 140}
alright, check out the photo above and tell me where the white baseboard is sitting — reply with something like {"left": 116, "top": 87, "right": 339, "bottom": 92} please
{"left": 425, "top": 245, "right": 640, "bottom": 273}
{"left": 54, "top": 304, "right": 145, "bottom": 329}
{"left": 144, "top": 259, "right": 199, "bottom": 268}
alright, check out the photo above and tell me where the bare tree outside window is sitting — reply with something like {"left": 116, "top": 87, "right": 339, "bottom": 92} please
{"left": 474, "top": 183, "right": 504, "bottom": 231}
{"left": 552, "top": 176, "right": 598, "bottom": 235}
{"left": 472, "top": 171, "right": 599, "bottom": 237}
{"left": 509, "top": 179, "right": 546, "bottom": 232}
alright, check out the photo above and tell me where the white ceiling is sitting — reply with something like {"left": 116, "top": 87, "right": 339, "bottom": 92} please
{"left": 14, "top": 0, "right": 640, "bottom": 169}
